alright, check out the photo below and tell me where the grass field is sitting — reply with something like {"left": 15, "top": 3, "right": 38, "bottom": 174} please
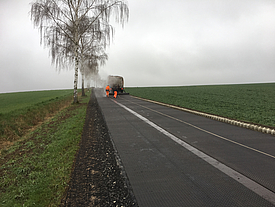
{"left": 0, "top": 90, "right": 75, "bottom": 142}
{"left": 126, "top": 83, "right": 275, "bottom": 128}
{"left": 0, "top": 90, "right": 90, "bottom": 206}
{"left": 0, "top": 89, "right": 73, "bottom": 114}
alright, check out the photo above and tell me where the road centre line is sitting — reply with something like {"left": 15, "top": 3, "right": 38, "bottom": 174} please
{"left": 113, "top": 99, "right": 275, "bottom": 205}
{"left": 122, "top": 97, "right": 275, "bottom": 160}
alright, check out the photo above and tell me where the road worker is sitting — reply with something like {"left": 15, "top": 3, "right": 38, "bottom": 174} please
{"left": 113, "top": 85, "right": 118, "bottom": 98}
{"left": 105, "top": 85, "right": 110, "bottom": 97}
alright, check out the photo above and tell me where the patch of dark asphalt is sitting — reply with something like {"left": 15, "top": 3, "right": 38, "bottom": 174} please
{"left": 60, "top": 89, "right": 138, "bottom": 207}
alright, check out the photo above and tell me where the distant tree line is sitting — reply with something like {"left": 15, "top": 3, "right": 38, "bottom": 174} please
{"left": 30, "top": 0, "right": 129, "bottom": 103}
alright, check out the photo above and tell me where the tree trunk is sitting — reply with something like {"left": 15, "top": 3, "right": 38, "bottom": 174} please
{"left": 73, "top": 10, "right": 79, "bottom": 104}
{"left": 80, "top": 53, "right": 86, "bottom": 97}
{"left": 73, "top": 53, "right": 79, "bottom": 103}
{"left": 73, "top": 37, "right": 79, "bottom": 103}
{"left": 81, "top": 71, "right": 85, "bottom": 96}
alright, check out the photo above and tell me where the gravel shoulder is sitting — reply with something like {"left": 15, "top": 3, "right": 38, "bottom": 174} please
{"left": 60, "top": 90, "right": 138, "bottom": 206}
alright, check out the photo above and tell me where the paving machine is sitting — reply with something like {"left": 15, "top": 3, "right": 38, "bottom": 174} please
{"left": 107, "top": 75, "right": 129, "bottom": 95}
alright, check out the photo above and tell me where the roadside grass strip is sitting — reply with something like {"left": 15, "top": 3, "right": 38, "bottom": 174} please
{"left": 0, "top": 92, "right": 90, "bottom": 206}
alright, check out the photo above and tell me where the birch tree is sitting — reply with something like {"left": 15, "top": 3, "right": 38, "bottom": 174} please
{"left": 30, "top": 0, "right": 129, "bottom": 103}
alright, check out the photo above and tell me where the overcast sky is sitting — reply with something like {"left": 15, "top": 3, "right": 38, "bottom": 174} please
{"left": 0, "top": 0, "right": 275, "bottom": 93}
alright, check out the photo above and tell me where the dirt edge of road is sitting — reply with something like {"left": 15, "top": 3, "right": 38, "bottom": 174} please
{"left": 60, "top": 89, "right": 138, "bottom": 206}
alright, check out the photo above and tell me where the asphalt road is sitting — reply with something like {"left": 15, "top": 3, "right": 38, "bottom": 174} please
{"left": 95, "top": 89, "right": 275, "bottom": 207}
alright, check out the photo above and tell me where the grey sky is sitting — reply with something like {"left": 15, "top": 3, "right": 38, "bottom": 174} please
{"left": 0, "top": 0, "right": 275, "bottom": 93}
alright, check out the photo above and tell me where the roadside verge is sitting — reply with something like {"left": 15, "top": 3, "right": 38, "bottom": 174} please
{"left": 60, "top": 89, "right": 137, "bottom": 206}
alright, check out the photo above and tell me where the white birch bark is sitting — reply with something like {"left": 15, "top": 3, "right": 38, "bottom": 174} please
{"left": 73, "top": 45, "right": 79, "bottom": 103}
{"left": 73, "top": 3, "right": 80, "bottom": 103}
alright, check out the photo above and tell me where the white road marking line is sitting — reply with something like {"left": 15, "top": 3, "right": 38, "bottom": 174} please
{"left": 125, "top": 97, "right": 275, "bottom": 160}
{"left": 113, "top": 100, "right": 275, "bottom": 205}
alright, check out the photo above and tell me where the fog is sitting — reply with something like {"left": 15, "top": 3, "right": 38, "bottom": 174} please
{"left": 0, "top": 0, "right": 274, "bottom": 93}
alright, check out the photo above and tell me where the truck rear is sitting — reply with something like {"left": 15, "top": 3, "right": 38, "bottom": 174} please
{"left": 107, "top": 75, "right": 129, "bottom": 95}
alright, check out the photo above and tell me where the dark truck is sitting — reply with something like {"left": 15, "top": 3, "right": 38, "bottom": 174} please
{"left": 107, "top": 75, "right": 129, "bottom": 95}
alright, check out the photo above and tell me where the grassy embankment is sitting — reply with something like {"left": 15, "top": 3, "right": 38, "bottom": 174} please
{"left": 126, "top": 83, "right": 275, "bottom": 128}
{"left": 0, "top": 89, "right": 90, "bottom": 206}
{"left": 0, "top": 90, "right": 73, "bottom": 146}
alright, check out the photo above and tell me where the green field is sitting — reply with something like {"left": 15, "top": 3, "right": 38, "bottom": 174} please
{"left": 0, "top": 89, "right": 73, "bottom": 114}
{"left": 126, "top": 83, "right": 275, "bottom": 128}
{"left": 0, "top": 92, "right": 90, "bottom": 206}
{"left": 0, "top": 89, "right": 76, "bottom": 142}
